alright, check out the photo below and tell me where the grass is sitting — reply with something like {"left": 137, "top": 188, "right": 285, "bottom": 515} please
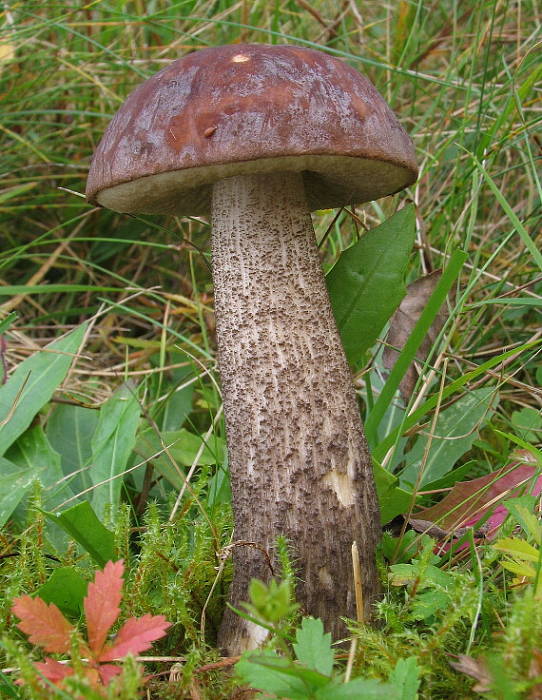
{"left": 0, "top": 0, "right": 541, "bottom": 697}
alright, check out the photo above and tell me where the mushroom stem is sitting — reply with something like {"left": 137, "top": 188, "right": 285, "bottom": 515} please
{"left": 211, "top": 171, "right": 380, "bottom": 655}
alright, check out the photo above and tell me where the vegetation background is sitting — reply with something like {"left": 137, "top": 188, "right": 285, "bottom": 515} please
{"left": 0, "top": 0, "right": 540, "bottom": 698}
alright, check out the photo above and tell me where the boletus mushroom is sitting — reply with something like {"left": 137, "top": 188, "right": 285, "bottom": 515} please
{"left": 86, "top": 43, "right": 418, "bottom": 654}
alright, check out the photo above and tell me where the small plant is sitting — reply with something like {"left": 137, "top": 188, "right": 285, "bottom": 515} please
{"left": 234, "top": 578, "right": 420, "bottom": 699}
{"left": 493, "top": 496, "right": 542, "bottom": 595}
{"left": 11, "top": 560, "right": 170, "bottom": 694}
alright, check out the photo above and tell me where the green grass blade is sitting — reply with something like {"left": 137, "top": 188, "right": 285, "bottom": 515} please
{"left": 365, "top": 249, "right": 467, "bottom": 445}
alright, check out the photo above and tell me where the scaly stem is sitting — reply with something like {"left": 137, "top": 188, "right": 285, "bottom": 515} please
{"left": 211, "top": 171, "right": 380, "bottom": 654}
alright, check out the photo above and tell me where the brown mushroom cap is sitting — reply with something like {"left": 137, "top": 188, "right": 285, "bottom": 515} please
{"left": 86, "top": 44, "right": 417, "bottom": 215}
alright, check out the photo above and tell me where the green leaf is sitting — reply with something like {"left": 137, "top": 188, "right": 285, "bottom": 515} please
{"left": 504, "top": 497, "right": 541, "bottom": 545}
{"left": 316, "top": 678, "right": 396, "bottom": 699}
{"left": 90, "top": 383, "right": 140, "bottom": 518}
{"left": 373, "top": 339, "right": 542, "bottom": 462}
{"left": 250, "top": 656, "right": 332, "bottom": 689}
{"left": 134, "top": 427, "right": 224, "bottom": 490}
{"left": 161, "top": 360, "right": 195, "bottom": 432}
{"left": 366, "top": 249, "right": 467, "bottom": 444}
{"left": 5, "top": 426, "right": 74, "bottom": 510}
{"left": 235, "top": 652, "right": 315, "bottom": 699}
{"left": 0, "top": 323, "right": 87, "bottom": 456}
{"left": 409, "top": 589, "right": 450, "bottom": 622}
{"left": 0, "top": 457, "right": 43, "bottom": 528}
{"left": 43, "top": 501, "right": 115, "bottom": 566}
{"left": 500, "top": 559, "right": 536, "bottom": 578}
{"left": 35, "top": 567, "right": 88, "bottom": 618}
{"left": 511, "top": 407, "right": 542, "bottom": 443}
{"left": 400, "top": 388, "right": 497, "bottom": 488}
{"left": 0, "top": 311, "right": 17, "bottom": 335}
{"left": 374, "top": 461, "right": 412, "bottom": 524}
{"left": 327, "top": 206, "right": 416, "bottom": 370}
{"left": 493, "top": 537, "right": 540, "bottom": 562}
{"left": 46, "top": 403, "right": 99, "bottom": 494}
{"left": 388, "top": 657, "right": 420, "bottom": 700}
{"left": 207, "top": 464, "right": 231, "bottom": 507}
{"left": 293, "top": 617, "right": 334, "bottom": 677}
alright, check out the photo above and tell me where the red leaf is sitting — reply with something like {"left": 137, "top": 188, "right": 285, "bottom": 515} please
{"left": 98, "top": 664, "right": 122, "bottom": 685}
{"left": 99, "top": 614, "right": 171, "bottom": 661}
{"left": 414, "top": 451, "right": 541, "bottom": 535}
{"left": 84, "top": 560, "right": 124, "bottom": 656}
{"left": 34, "top": 658, "right": 74, "bottom": 684}
{"left": 12, "top": 596, "right": 74, "bottom": 654}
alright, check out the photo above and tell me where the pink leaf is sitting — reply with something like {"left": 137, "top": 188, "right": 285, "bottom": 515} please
{"left": 84, "top": 560, "right": 124, "bottom": 656}
{"left": 12, "top": 596, "right": 74, "bottom": 654}
{"left": 414, "top": 451, "right": 541, "bottom": 536}
{"left": 98, "top": 664, "right": 122, "bottom": 685}
{"left": 34, "top": 658, "right": 74, "bottom": 684}
{"left": 99, "top": 614, "right": 170, "bottom": 661}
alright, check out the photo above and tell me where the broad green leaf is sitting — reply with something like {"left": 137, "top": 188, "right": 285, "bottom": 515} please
{"left": 46, "top": 403, "right": 99, "bottom": 494}
{"left": 409, "top": 589, "right": 450, "bottom": 621}
{"left": 0, "top": 323, "right": 87, "bottom": 456}
{"left": 249, "top": 656, "right": 332, "bottom": 689}
{"left": 388, "top": 657, "right": 420, "bottom": 700}
{"left": 374, "top": 461, "right": 412, "bottom": 524}
{"left": 389, "top": 563, "right": 453, "bottom": 589}
{"left": 293, "top": 617, "right": 334, "bottom": 677}
{"left": 161, "top": 359, "right": 195, "bottom": 432}
{"left": 500, "top": 559, "right": 536, "bottom": 578}
{"left": 511, "top": 407, "right": 542, "bottom": 443}
{"left": 316, "top": 678, "right": 396, "bottom": 699}
{"left": 0, "top": 457, "right": 44, "bottom": 528}
{"left": 327, "top": 206, "right": 416, "bottom": 370}
{"left": 90, "top": 383, "right": 140, "bottom": 518}
{"left": 5, "top": 426, "right": 74, "bottom": 510}
{"left": 36, "top": 567, "right": 88, "bottom": 619}
{"left": 207, "top": 464, "right": 231, "bottom": 507}
{"left": 400, "top": 388, "right": 497, "bottom": 488}
{"left": 235, "top": 652, "right": 314, "bottom": 699}
{"left": 493, "top": 537, "right": 540, "bottom": 562}
{"left": 134, "top": 427, "right": 224, "bottom": 490}
{"left": 44, "top": 501, "right": 115, "bottom": 566}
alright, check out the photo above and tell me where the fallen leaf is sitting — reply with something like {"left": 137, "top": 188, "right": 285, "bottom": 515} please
{"left": 12, "top": 596, "right": 74, "bottom": 654}
{"left": 413, "top": 451, "right": 540, "bottom": 535}
{"left": 449, "top": 654, "right": 492, "bottom": 692}
{"left": 383, "top": 270, "right": 449, "bottom": 401}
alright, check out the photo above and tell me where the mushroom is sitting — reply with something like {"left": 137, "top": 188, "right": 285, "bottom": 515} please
{"left": 86, "top": 43, "right": 417, "bottom": 654}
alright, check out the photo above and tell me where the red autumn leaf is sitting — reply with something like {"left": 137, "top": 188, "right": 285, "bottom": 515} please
{"left": 34, "top": 658, "right": 74, "bottom": 684}
{"left": 97, "top": 664, "right": 122, "bottom": 685}
{"left": 12, "top": 595, "right": 74, "bottom": 654}
{"left": 84, "top": 559, "right": 124, "bottom": 656}
{"left": 12, "top": 559, "right": 171, "bottom": 689}
{"left": 414, "top": 451, "right": 540, "bottom": 536}
{"left": 99, "top": 614, "right": 171, "bottom": 661}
